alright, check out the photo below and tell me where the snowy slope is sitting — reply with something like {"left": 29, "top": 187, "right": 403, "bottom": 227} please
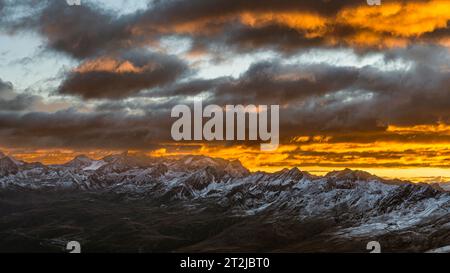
{"left": 0, "top": 153, "right": 450, "bottom": 252}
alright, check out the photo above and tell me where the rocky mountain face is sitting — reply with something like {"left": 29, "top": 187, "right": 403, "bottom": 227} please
{"left": 0, "top": 157, "right": 19, "bottom": 177}
{"left": 0, "top": 152, "right": 449, "bottom": 253}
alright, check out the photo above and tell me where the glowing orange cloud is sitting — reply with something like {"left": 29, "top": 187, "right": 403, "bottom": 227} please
{"left": 338, "top": 1, "right": 450, "bottom": 37}
{"left": 240, "top": 11, "right": 328, "bottom": 38}
{"left": 387, "top": 123, "right": 450, "bottom": 135}
{"left": 75, "top": 57, "right": 147, "bottom": 74}
{"left": 145, "top": 0, "right": 450, "bottom": 49}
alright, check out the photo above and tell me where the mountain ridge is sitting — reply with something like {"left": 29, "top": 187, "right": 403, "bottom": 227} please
{"left": 1, "top": 150, "right": 447, "bottom": 185}
{"left": 0, "top": 151, "right": 450, "bottom": 252}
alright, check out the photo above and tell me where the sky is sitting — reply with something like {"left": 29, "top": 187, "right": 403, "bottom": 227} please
{"left": 1, "top": 0, "right": 450, "bottom": 181}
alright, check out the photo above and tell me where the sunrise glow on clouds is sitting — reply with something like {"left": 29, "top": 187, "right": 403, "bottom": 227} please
{"left": 1, "top": 0, "right": 450, "bottom": 181}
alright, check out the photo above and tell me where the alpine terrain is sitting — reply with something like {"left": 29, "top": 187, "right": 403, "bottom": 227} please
{"left": 0, "top": 152, "right": 449, "bottom": 253}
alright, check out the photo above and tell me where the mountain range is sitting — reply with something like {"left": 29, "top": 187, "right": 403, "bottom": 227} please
{"left": 0, "top": 151, "right": 449, "bottom": 253}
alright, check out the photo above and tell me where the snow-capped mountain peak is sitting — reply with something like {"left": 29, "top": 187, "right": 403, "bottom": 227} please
{"left": 170, "top": 155, "right": 249, "bottom": 177}
{"left": 325, "top": 168, "right": 380, "bottom": 181}
{"left": 64, "top": 155, "right": 94, "bottom": 169}
{"left": 1, "top": 154, "right": 450, "bottom": 252}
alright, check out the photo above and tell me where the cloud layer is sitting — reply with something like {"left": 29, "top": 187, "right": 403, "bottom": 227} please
{"left": 1, "top": 0, "right": 450, "bottom": 173}
{"left": 58, "top": 50, "right": 188, "bottom": 99}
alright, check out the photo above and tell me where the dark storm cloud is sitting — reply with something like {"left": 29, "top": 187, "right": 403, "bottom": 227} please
{"left": 2, "top": 0, "right": 450, "bottom": 152}
{"left": 1, "top": 53, "right": 450, "bottom": 150}
{"left": 143, "top": 61, "right": 363, "bottom": 105}
{"left": 129, "top": 0, "right": 450, "bottom": 54}
{"left": 36, "top": 1, "right": 138, "bottom": 59}
{"left": 0, "top": 93, "right": 38, "bottom": 111}
{"left": 57, "top": 50, "right": 189, "bottom": 99}
{"left": 0, "top": 109, "right": 174, "bottom": 150}
{"left": 0, "top": 78, "right": 38, "bottom": 111}
{"left": 222, "top": 25, "right": 327, "bottom": 53}
{"left": 131, "top": 0, "right": 362, "bottom": 54}
{"left": 0, "top": 0, "right": 148, "bottom": 59}
{"left": 142, "top": 0, "right": 364, "bottom": 23}
{"left": 0, "top": 78, "right": 12, "bottom": 93}
{"left": 211, "top": 62, "right": 360, "bottom": 105}
{"left": 128, "top": 45, "right": 450, "bottom": 143}
{"left": 275, "top": 63, "right": 450, "bottom": 139}
{"left": 5, "top": 0, "right": 441, "bottom": 60}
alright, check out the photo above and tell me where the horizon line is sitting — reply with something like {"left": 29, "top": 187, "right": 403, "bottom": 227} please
{"left": 2, "top": 150, "right": 450, "bottom": 184}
